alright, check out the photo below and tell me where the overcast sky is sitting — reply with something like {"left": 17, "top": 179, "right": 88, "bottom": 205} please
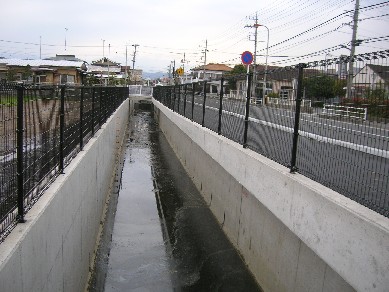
{"left": 1, "top": 0, "right": 388, "bottom": 74}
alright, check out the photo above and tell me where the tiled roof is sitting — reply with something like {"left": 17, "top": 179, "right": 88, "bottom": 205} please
{"left": 92, "top": 58, "right": 120, "bottom": 67}
{"left": 192, "top": 63, "right": 233, "bottom": 72}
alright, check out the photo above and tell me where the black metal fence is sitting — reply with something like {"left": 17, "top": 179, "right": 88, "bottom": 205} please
{"left": 0, "top": 84, "right": 128, "bottom": 241}
{"left": 153, "top": 50, "right": 389, "bottom": 217}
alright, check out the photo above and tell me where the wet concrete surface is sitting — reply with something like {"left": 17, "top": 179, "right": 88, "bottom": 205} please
{"left": 90, "top": 108, "right": 262, "bottom": 291}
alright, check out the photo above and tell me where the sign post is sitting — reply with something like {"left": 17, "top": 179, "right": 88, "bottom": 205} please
{"left": 241, "top": 51, "right": 253, "bottom": 100}
{"left": 241, "top": 51, "right": 254, "bottom": 65}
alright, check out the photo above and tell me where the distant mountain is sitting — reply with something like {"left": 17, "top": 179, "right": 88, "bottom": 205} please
{"left": 142, "top": 71, "right": 166, "bottom": 80}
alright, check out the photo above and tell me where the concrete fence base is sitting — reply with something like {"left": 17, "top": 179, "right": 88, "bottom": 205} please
{"left": 153, "top": 100, "right": 389, "bottom": 292}
{"left": 0, "top": 99, "right": 129, "bottom": 292}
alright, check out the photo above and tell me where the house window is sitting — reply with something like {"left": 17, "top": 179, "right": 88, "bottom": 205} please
{"left": 60, "top": 74, "right": 75, "bottom": 84}
{"left": 36, "top": 75, "right": 47, "bottom": 84}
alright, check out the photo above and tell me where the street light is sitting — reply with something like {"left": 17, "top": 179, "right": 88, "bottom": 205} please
{"left": 258, "top": 24, "right": 269, "bottom": 102}
{"left": 132, "top": 44, "right": 139, "bottom": 85}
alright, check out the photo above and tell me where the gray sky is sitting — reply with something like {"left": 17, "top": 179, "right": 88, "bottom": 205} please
{"left": 1, "top": 0, "right": 388, "bottom": 73}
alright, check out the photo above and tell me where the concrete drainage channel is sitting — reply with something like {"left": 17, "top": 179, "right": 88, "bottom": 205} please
{"left": 87, "top": 114, "right": 128, "bottom": 292}
{"left": 87, "top": 101, "right": 262, "bottom": 291}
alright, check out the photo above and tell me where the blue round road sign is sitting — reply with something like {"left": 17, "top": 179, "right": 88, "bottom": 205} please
{"left": 241, "top": 51, "right": 253, "bottom": 65}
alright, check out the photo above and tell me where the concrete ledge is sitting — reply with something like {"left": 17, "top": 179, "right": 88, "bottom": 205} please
{"left": 153, "top": 99, "right": 389, "bottom": 292}
{"left": 0, "top": 99, "right": 129, "bottom": 292}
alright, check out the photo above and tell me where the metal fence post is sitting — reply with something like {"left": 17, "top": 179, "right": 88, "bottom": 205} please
{"left": 16, "top": 85, "right": 25, "bottom": 223}
{"left": 91, "top": 87, "right": 95, "bottom": 136}
{"left": 243, "top": 73, "right": 252, "bottom": 148}
{"left": 99, "top": 87, "right": 103, "bottom": 127}
{"left": 218, "top": 78, "right": 224, "bottom": 135}
{"left": 183, "top": 84, "right": 187, "bottom": 116}
{"left": 202, "top": 81, "right": 207, "bottom": 127}
{"left": 169, "top": 87, "right": 173, "bottom": 110}
{"left": 177, "top": 85, "right": 181, "bottom": 113}
{"left": 80, "top": 86, "right": 84, "bottom": 150}
{"left": 172, "top": 85, "right": 177, "bottom": 112}
{"left": 191, "top": 83, "right": 195, "bottom": 121}
{"left": 59, "top": 85, "right": 65, "bottom": 173}
{"left": 290, "top": 64, "right": 306, "bottom": 173}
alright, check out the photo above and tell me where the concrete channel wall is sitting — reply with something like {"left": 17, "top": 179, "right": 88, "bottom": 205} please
{"left": 0, "top": 99, "right": 130, "bottom": 292}
{"left": 153, "top": 100, "right": 389, "bottom": 292}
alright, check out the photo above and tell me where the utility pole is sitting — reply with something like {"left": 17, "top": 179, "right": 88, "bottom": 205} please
{"left": 202, "top": 39, "right": 208, "bottom": 80}
{"left": 346, "top": 0, "right": 359, "bottom": 98}
{"left": 168, "top": 63, "right": 172, "bottom": 79}
{"left": 245, "top": 12, "right": 259, "bottom": 96}
{"left": 101, "top": 39, "right": 105, "bottom": 86}
{"left": 182, "top": 53, "right": 186, "bottom": 74}
{"left": 125, "top": 45, "right": 128, "bottom": 85}
{"left": 172, "top": 60, "right": 176, "bottom": 84}
{"left": 132, "top": 44, "right": 139, "bottom": 84}
{"left": 108, "top": 43, "right": 110, "bottom": 84}
{"left": 39, "top": 36, "right": 42, "bottom": 59}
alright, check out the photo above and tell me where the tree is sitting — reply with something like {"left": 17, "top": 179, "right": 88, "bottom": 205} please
{"left": 7, "top": 68, "right": 17, "bottom": 81}
{"left": 22, "top": 65, "right": 32, "bottom": 81}
{"left": 366, "top": 88, "right": 387, "bottom": 101}
{"left": 333, "top": 79, "right": 346, "bottom": 98}
{"left": 226, "top": 64, "right": 246, "bottom": 90}
{"left": 303, "top": 75, "right": 337, "bottom": 100}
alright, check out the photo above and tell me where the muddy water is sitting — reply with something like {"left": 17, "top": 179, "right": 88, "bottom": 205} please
{"left": 90, "top": 109, "right": 261, "bottom": 291}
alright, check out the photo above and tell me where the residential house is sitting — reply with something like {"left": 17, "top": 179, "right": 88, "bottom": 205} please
{"left": 120, "top": 67, "right": 142, "bottom": 84}
{"left": 191, "top": 63, "right": 233, "bottom": 94}
{"left": 233, "top": 65, "right": 327, "bottom": 100}
{"left": 353, "top": 64, "right": 389, "bottom": 97}
{"left": 90, "top": 58, "right": 122, "bottom": 85}
{"left": 0, "top": 58, "right": 85, "bottom": 85}
{"left": 234, "top": 65, "right": 297, "bottom": 99}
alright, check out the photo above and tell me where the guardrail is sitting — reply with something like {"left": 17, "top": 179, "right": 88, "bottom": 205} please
{"left": 322, "top": 104, "right": 367, "bottom": 120}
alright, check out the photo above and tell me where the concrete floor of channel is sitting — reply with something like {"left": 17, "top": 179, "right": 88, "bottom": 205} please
{"left": 88, "top": 106, "right": 262, "bottom": 292}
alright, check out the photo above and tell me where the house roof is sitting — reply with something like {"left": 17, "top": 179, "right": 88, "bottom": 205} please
{"left": 366, "top": 64, "right": 389, "bottom": 83}
{"left": 192, "top": 63, "right": 233, "bottom": 72}
{"left": 44, "top": 54, "right": 83, "bottom": 62}
{"left": 88, "top": 64, "right": 121, "bottom": 73}
{"left": 92, "top": 58, "right": 121, "bottom": 67}
{"left": 0, "top": 58, "right": 84, "bottom": 68}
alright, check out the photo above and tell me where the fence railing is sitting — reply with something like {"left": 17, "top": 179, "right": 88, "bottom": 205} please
{"left": 128, "top": 85, "right": 153, "bottom": 96}
{"left": 153, "top": 50, "right": 389, "bottom": 217}
{"left": 0, "top": 83, "right": 128, "bottom": 242}
{"left": 322, "top": 104, "right": 367, "bottom": 120}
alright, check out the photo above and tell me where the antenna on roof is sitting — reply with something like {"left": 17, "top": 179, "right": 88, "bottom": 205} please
{"left": 65, "top": 28, "right": 68, "bottom": 51}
